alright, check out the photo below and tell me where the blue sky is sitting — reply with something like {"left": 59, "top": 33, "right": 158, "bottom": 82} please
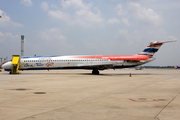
{"left": 0, "top": 0, "right": 179, "bottom": 66}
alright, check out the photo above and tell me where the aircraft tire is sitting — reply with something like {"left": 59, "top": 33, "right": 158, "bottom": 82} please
{"left": 92, "top": 69, "right": 99, "bottom": 75}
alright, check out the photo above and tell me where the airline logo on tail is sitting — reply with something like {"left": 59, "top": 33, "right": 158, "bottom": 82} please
{"left": 138, "top": 40, "right": 176, "bottom": 57}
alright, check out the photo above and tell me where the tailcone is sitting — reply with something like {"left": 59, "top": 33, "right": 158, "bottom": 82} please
{"left": 140, "top": 58, "right": 155, "bottom": 63}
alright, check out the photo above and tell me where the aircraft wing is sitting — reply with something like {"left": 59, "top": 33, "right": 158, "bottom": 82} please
{"left": 77, "top": 63, "right": 114, "bottom": 70}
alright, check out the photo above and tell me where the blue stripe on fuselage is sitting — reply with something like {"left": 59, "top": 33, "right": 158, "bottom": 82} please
{"left": 4, "top": 69, "right": 11, "bottom": 71}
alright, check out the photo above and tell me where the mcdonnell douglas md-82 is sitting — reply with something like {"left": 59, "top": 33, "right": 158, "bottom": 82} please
{"left": 2, "top": 40, "right": 176, "bottom": 74}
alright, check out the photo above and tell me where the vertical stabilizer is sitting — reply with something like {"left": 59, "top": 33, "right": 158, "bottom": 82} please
{"left": 138, "top": 40, "right": 176, "bottom": 57}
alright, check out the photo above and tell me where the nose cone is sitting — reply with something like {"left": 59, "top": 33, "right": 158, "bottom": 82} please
{"left": 2, "top": 61, "right": 12, "bottom": 69}
{"left": 1, "top": 63, "right": 6, "bottom": 69}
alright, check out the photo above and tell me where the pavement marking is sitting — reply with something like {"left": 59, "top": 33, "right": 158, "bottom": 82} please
{"left": 129, "top": 98, "right": 158, "bottom": 102}
{"left": 154, "top": 91, "right": 180, "bottom": 119}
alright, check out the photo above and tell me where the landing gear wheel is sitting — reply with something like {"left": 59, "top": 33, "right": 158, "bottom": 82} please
{"left": 92, "top": 69, "right": 99, "bottom": 75}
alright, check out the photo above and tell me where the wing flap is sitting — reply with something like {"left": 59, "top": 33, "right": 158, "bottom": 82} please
{"left": 77, "top": 63, "right": 114, "bottom": 70}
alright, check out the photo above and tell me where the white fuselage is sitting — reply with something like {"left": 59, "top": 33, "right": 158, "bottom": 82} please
{"left": 2, "top": 55, "right": 154, "bottom": 71}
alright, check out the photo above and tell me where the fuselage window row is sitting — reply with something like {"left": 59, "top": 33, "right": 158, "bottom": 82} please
{"left": 23, "top": 59, "right": 110, "bottom": 63}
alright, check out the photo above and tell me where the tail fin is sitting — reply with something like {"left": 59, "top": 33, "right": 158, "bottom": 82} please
{"left": 138, "top": 40, "right": 177, "bottom": 58}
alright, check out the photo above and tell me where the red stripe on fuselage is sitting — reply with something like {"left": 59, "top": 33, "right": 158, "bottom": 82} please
{"left": 138, "top": 54, "right": 153, "bottom": 57}
{"left": 71, "top": 55, "right": 150, "bottom": 61}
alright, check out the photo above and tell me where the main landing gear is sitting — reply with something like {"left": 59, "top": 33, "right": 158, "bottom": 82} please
{"left": 92, "top": 69, "right": 99, "bottom": 75}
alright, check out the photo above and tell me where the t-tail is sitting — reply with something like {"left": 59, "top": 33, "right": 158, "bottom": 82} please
{"left": 138, "top": 40, "right": 177, "bottom": 58}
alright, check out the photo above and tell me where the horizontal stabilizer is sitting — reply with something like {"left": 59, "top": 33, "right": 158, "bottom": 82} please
{"left": 150, "top": 40, "right": 177, "bottom": 45}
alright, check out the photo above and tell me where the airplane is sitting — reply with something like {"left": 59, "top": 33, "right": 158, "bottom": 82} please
{"left": 174, "top": 66, "right": 180, "bottom": 69}
{"left": 2, "top": 40, "right": 176, "bottom": 74}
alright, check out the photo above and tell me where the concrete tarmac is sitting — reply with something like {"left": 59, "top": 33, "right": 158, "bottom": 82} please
{"left": 0, "top": 69, "right": 180, "bottom": 120}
